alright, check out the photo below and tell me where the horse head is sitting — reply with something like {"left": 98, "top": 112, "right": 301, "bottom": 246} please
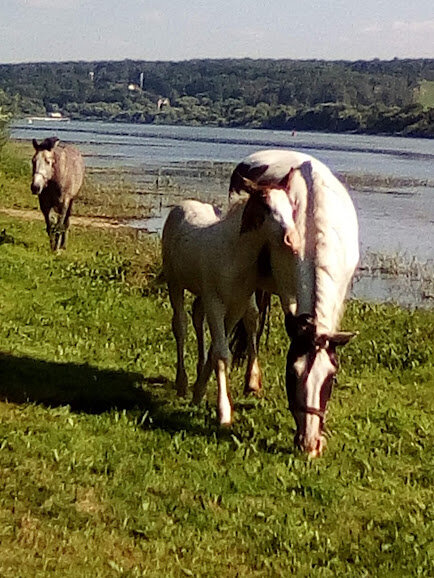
{"left": 285, "top": 312, "right": 355, "bottom": 457}
{"left": 31, "top": 137, "right": 59, "bottom": 195}
{"left": 239, "top": 172, "right": 301, "bottom": 255}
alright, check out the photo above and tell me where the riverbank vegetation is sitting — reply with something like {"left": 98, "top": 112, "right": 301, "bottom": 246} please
{"left": 0, "top": 58, "right": 433, "bottom": 137}
{"left": 1, "top": 139, "right": 433, "bottom": 576}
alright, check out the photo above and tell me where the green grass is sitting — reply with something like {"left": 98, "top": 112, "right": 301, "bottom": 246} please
{"left": 416, "top": 80, "right": 434, "bottom": 109}
{"left": 0, "top": 142, "right": 433, "bottom": 576}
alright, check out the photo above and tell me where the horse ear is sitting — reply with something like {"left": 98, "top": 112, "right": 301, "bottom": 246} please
{"left": 285, "top": 312, "right": 315, "bottom": 339}
{"left": 47, "top": 137, "right": 60, "bottom": 150}
{"left": 329, "top": 331, "right": 357, "bottom": 347}
{"left": 240, "top": 193, "right": 266, "bottom": 234}
{"left": 240, "top": 176, "right": 260, "bottom": 193}
{"left": 32, "top": 139, "right": 39, "bottom": 150}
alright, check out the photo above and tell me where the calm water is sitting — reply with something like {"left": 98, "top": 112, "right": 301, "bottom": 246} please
{"left": 11, "top": 120, "right": 434, "bottom": 305}
{"left": 12, "top": 119, "right": 434, "bottom": 177}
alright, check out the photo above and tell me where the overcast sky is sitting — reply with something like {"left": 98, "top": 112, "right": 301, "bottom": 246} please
{"left": 1, "top": 0, "right": 433, "bottom": 64}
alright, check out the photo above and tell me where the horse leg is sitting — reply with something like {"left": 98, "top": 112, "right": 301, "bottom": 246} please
{"left": 168, "top": 284, "right": 189, "bottom": 397}
{"left": 192, "top": 344, "right": 214, "bottom": 405}
{"left": 242, "top": 298, "right": 262, "bottom": 395}
{"left": 193, "top": 300, "right": 233, "bottom": 425}
{"left": 39, "top": 197, "right": 53, "bottom": 249}
{"left": 52, "top": 218, "right": 62, "bottom": 252}
{"left": 60, "top": 200, "right": 73, "bottom": 250}
{"left": 215, "top": 355, "right": 232, "bottom": 426}
{"left": 54, "top": 198, "right": 71, "bottom": 251}
{"left": 209, "top": 304, "right": 233, "bottom": 426}
{"left": 192, "top": 297, "right": 206, "bottom": 380}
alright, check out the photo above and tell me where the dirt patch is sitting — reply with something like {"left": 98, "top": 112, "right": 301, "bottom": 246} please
{"left": 0, "top": 208, "right": 130, "bottom": 230}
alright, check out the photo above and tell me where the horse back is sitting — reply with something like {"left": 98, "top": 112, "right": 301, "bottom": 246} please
{"left": 162, "top": 200, "right": 221, "bottom": 293}
{"left": 53, "top": 145, "right": 85, "bottom": 199}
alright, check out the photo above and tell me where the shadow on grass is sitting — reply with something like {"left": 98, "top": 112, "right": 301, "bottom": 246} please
{"left": 0, "top": 351, "right": 164, "bottom": 413}
{"left": 0, "top": 352, "right": 219, "bottom": 438}
{"left": 0, "top": 352, "right": 294, "bottom": 449}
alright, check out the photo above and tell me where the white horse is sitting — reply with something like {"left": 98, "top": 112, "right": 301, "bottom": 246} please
{"left": 31, "top": 137, "right": 85, "bottom": 251}
{"left": 162, "top": 177, "right": 300, "bottom": 426}
{"left": 230, "top": 149, "right": 359, "bottom": 457}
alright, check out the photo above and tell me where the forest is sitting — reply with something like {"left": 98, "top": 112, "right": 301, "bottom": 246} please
{"left": 0, "top": 58, "right": 433, "bottom": 136}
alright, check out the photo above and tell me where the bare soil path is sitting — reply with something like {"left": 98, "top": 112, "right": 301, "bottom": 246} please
{"left": 0, "top": 208, "right": 131, "bottom": 230}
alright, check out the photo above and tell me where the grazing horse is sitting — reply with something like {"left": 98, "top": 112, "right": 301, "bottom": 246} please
{"left": 230, "top": 149, "right": 359, "bottom": 457}
{"left": 162, "top": 178, "right": 300, "bottom": 426}
{"left": 31, "top": 137, "right": 85, "bottom": 251}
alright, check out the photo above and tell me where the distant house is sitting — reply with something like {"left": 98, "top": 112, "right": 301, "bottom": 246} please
{"left": 157, "top": 98, "right": 170, "bottom": 111}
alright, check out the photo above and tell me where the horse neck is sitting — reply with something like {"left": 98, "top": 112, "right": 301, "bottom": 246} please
{"left": 220, "top": 202, "right": 269, "bottom": 269}
{"left": 296, "top": 171, "right": 343, "bottom": 335}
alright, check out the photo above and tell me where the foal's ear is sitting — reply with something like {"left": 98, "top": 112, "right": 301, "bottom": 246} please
{"left": 32, "top": 139, "right": 39, "bottom": 150}
{"left": 240, "top": 193, "right": 266, "bottom": 234}
{"left": 240, "top": 176, "right": 260, "bottom": 193}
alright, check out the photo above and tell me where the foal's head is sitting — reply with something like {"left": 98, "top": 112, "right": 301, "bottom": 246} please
{"left": 31, "top": 137, "right": 59, "bottom": 195}
{"left": 239, "top": 170, "right": 300, "bottom": 254}
{"left": 285, "top": 313, "right": 355, "bottom": 457}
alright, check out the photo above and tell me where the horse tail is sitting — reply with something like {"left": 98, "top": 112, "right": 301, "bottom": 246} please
{"left": 229, "top": 319, "right": 248, "bottom": 367}
{"left": 230, "top": 290, "right": 271, "bottom": 367}
{"left": 256, "top": 289, "right": 271, "bottom": 343}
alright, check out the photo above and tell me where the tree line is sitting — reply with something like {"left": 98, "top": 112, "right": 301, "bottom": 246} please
{"left": 0, "top": 58, "right": 433, "bottom": 137}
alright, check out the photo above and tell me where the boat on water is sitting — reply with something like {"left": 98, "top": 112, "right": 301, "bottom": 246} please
{"left": 27, "top": 112, "right": 70, "bottom": 124}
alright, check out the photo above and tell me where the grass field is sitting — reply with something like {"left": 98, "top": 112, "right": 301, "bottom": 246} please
{"left": 0, "top": 142, "right": 433, "bottom": 576}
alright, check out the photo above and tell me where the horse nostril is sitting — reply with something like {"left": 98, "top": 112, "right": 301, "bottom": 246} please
{"left": 284, "top": 231, "right": 299, "bottom": 254}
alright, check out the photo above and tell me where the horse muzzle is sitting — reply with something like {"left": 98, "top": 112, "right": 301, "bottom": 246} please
{"left": 295, "top": 431, "right": 326, "bottom": 458}
{"left": 31, "top": 183, "right": 42, "bottom": 195}
{"left": 31, "top": 172, "right": 46, "bottom": 195}
{"left": 283, "top": 227, "right": 300, "bottom": 255}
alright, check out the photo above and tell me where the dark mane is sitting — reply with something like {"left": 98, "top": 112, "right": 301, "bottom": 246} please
{"left": 33, "top": 137, "right": 60, "bottom": 151}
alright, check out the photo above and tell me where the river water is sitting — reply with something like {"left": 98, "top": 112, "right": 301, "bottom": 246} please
{"left": 11, "top": 120, "right": 434, "bottom": 306}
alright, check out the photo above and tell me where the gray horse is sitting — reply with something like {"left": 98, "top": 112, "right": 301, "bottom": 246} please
{"left": 31, "top": 137, "right": 85, "bottom": 251}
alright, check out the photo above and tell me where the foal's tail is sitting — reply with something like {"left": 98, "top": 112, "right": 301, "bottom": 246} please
{"left": 230, "top": 290, "right": 271, "bottom": 367}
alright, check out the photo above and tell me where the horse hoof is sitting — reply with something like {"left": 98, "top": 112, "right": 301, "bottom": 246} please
{"left": 219, "top": 420, "right": 232, "bottom": 429}
{"left": 243, "top": 384, "right": 262, "bottom": 397}
{"left": 176, "top": 384, "right": 188, "bottom": 397}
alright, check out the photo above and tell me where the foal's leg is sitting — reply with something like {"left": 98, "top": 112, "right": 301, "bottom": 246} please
{"left": 192, "top": 297, "right": 206, "bottom": 381}
{"left": 193, "top": 301, "right": 233, "bottom": 426}
{"left": 192, "top": 344, "right": 214, "bottom": 405}
{"left": 210, "top": 305, "right": 233, "bottom": 426}
{"left": 168, "top": 284, "right": 189, "bottom": 396}
{"left": 242, "top": 298, "right": 262, "bottom": 395}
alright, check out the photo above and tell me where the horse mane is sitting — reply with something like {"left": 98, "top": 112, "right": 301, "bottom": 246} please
{"left": 227, "top": 194, "right": 266, "bottom": 236}
{"left": 33, "top": 137, "right": 60, "bottom": 151}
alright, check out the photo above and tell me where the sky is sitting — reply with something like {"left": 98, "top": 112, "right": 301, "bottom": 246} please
{"left": 0, "top": 0, "right": 433, "bottom": 64}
